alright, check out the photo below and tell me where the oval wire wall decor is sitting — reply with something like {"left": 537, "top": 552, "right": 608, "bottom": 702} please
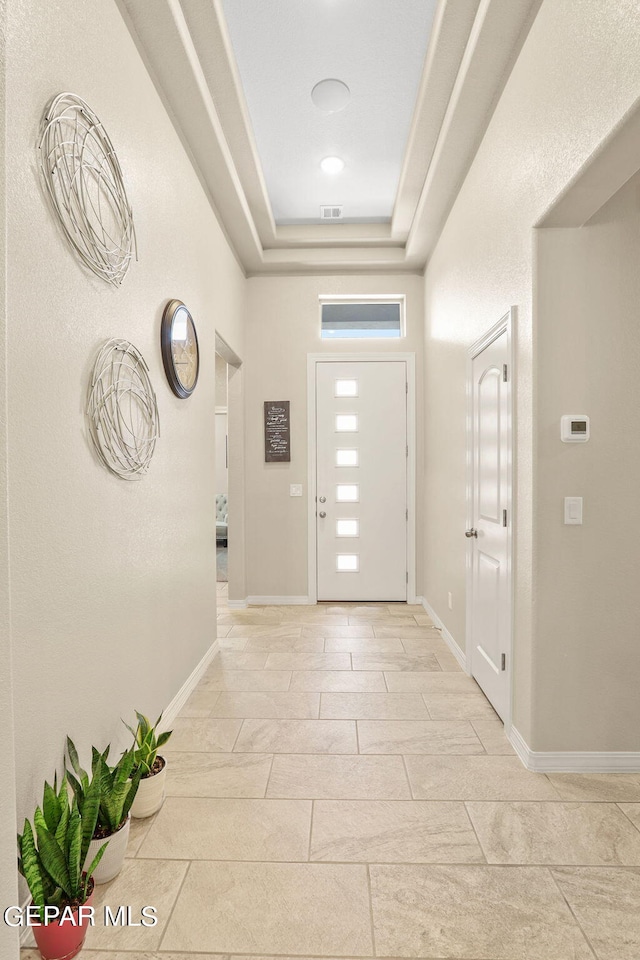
{"left": 87, "top": 339, "right": 160, "bottom": 481}
{"left": 38, "top": 93, "right": 137, "bottom": 286}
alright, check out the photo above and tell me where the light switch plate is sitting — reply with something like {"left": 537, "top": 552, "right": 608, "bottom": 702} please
{"left": 290, "top": 484, "right": 303, "bottom": 497}
{"left": 564, "top": 496, "right": 583, "bottom": 524}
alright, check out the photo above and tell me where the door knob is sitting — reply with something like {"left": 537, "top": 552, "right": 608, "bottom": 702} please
{"left": 465, "top": 528, "right": 478, "bottom": 538}
{"left": 319, "top": 511, "right": 326, "bottom": 518}
{"left": 319, "top": 496, "right": 326, "bottom": 503}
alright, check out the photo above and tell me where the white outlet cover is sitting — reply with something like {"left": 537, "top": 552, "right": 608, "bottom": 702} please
{"left": 290, "top": 484, "right": 303, "bottom": 497}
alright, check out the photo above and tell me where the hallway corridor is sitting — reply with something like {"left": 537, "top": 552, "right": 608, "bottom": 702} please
{"left": 26, "top": 589, "right": 640, "bottom": 959}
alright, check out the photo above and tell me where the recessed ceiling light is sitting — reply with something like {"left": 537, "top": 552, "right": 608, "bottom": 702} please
{"left": 320, "top": 156, "right": 345, "bottom": 174}
{"left": 311, "top": 79, "right": 350, "bottom": 114}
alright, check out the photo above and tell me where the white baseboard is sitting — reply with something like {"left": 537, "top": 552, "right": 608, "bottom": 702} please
{"left": 245, "top": 595, "right": 312, "bottom": 605}
{"left": 510, "top": 725, "right": 640, "bottom": 773}
{"left": 414, "top": 602, "right": 640, "bottom": 774}
{"left": 419, "top": 597, "right": 469, "bottom": 674}
{"left": 226, "top": 599, "right": 248, "bottom": 609}
{"left": 161, "top": 640, "right": 220, "bottom": 729}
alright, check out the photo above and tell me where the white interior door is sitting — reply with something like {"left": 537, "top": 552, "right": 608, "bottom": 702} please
{"left": 468, "top": 326, "right": 511, "bottom": 721}
{"left": 316, "top": 361, "right": 407, "bottom": 601}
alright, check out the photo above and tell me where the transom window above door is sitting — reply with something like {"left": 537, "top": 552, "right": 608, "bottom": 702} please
{"left": 320, "top": 297, "right": 405, "bottom": 340}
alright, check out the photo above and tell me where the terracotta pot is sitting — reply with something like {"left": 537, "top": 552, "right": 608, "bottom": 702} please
{"left": 131, "top": 757, "right": 167, "bottom": 819}
{"left": 31, "top": 887, "right": 94, "bottom": 960}
{"left": 84, "top": 816, "right": 130, "bottom": 884}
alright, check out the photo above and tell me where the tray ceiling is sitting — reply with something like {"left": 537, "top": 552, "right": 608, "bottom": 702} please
{"left": 116, "top": 0, "right": 543, "bottom": 274}
{"left": 221, "top": 0, "right": 437, "bottom": 225}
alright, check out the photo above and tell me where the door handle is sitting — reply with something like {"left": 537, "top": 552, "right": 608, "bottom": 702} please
{"left": 319, "top": 496, "right": 326, "bottom": 503}
{"left": 465, "top": 528, "right": 478, "bottom": 538}
{"left": 319, "top": 511, "right": 326, "bottom": 519}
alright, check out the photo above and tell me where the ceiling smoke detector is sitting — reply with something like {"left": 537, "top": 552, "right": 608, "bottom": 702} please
{"left": 320, "top": 205, "right": 343, "bottom": 221}
{"left": 311, "top": 79, "right": 351, "bottom": 114}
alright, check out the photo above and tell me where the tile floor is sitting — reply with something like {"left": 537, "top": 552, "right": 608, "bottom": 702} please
{"left": 23, "top": 584, "right": 640, "bottom": 959}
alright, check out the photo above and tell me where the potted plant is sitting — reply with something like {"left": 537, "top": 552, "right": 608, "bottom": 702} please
{"left": 17, "top": 773, "right": 106, "bottom": 960}
{"left": 125, "top": 711, "right": 173, "bottom": 818}
{"left": 66, "top": 738, "right": 141, "bottom": 884}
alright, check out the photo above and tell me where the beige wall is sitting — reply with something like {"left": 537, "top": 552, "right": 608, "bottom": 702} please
{"left": 5, "top": 0, "right": 245, "bottom": 888}
{"left": 423, "top": 0, "right": 640, "bottom": 747}
{"left": 244, "top": 275, "right": 423, "bottom": 600}
{"left": 0, "top": 0, "right": 20, "bottom": 950}
{"left": 534, "top": 173, "right": 640, "bottom": 750}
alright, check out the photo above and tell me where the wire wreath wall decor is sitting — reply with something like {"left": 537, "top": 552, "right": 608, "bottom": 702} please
{"left": 87, "top": 339, "right": 160, "bottom": 481}
{"left": 38, "top": 93, "right": 137, "bottom": 286}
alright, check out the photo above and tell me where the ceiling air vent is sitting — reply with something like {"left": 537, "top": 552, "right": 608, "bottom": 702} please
{"left": 320, "top": 205, "right": 343, "bottom": 221}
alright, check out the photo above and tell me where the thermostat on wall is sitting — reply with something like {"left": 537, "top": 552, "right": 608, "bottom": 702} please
{"left": 561, "top": 415, "right": 590, "bottom": 442}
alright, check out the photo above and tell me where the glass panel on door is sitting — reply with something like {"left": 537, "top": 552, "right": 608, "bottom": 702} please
{"left": 335, "top": 379, "right": 359, "bottom": 397}
{"left": 336, "top": 449, "right": 358, "bottom": 467}
{"left": 336, "top": 519, "right": 359, "bottom": 537}
{"left": 336, "top": 484, "right": 359, "bottom": 502}
{"left": 335, "top": 414, "right": 358, "bottom": 432}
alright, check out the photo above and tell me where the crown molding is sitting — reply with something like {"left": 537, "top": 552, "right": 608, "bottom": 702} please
{"left": 391, "top": 0, "right": 481, "bottom": 239}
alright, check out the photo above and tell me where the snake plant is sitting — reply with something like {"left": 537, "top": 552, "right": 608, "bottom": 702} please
{"left": 66, "top": 737, "right": 142, "bottom": 835}
{"left": 17, "top": 773, "right": 106, "bottom": 920}
{"left": 124, "top": 711, "right": 172, "bottom": 777}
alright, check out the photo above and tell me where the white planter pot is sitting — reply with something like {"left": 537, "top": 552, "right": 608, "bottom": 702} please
{"left": 85, "top": 816, "right": 130, "bottom": 884}
{"left": 131, "top": 757, "right": 167, "bottom": 819}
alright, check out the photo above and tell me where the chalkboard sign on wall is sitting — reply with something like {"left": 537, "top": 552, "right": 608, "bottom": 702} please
{"left": 264, "top": 400, "right": 291, "bottom": 462}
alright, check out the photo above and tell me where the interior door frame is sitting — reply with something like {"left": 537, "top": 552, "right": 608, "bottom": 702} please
{"left": 465, "top": 309, "right": 515, "bottom": 731}
{"left": 307, "top": 353, "right": 416, "bottom": 605}
{"left": 215, "top": 332, "right": 244, "bottom": 608}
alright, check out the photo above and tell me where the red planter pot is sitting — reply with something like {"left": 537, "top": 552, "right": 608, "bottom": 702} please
{"left": 31, "top": 888, "right": 94, "bottom": 960}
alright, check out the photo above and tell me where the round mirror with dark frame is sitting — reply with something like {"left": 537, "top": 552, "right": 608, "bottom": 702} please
{"left": 161, "top": 299, "right": 200, "bottom": 398}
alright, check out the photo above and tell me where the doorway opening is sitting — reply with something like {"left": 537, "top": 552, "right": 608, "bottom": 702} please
{"left": 214, "top": 332, "right": 244, "bottom": 607}
{"left": 215, "top": 353, "right": 229, "bottom": 584}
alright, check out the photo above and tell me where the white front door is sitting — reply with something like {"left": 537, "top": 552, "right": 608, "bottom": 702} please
{"left": 316, "top": 360, "right": 407, "bottom": 601}
{"left": 468, "top": 323, "right": 512, "bottom": 721}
